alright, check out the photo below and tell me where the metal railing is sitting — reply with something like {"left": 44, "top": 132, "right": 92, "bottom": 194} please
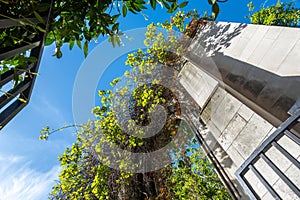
{"left": 235, "top": 99, "right": 300, "bottom": 199}
{"left": 0, "top": 2, "right": 53, "bottom": 130}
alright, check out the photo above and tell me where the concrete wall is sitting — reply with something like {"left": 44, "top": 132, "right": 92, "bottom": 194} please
{"left": 189, "top": 22, "right": 300, "bottom": 76}
{"left": 187, "top": 21, "right": 300, "bottom": 127}
{"left": 179, "top": 22, "right": 300, "bottom": 199}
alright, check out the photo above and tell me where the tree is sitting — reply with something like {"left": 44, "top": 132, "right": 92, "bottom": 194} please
{"left": 247, "top": 0, "right": 300, "bottom": 26}
{"left": 0, "top": 0, "right": 223, "bottom": 93}
{"left": 0, "top": 0, "right": 223, "bottom": 59}
{"left": 46, "top": 129, "right": 230, "bottom": 199}
{"left": 40, "top": 10, "right": 231, "bottom": 199}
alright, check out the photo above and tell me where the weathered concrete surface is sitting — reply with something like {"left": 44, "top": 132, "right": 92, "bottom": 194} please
{"left": 179, "top": 21, "right": 300, "bottom": 199}
{"left": 187, "top": 21, "right": 300, "bottom": 128}
{"left": 189, "top": 22, "right": 300, "bottom": 76}
{"left": 180, "top": 64, "right": 300, "bottom": 199}
{"left": 179, "top": 62, "right": 218, "bottom": 108}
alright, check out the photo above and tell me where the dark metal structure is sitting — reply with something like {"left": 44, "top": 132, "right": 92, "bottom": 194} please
{"left": 0, "top": 3, "right": 52, "bottom": 130}
{"left": 235, "top": 99, "right": 300, "bottom": 199}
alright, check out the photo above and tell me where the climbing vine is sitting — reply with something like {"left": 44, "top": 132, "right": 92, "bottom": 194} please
{"left": 40, "top": 10, "right": 230, "bottom": 199}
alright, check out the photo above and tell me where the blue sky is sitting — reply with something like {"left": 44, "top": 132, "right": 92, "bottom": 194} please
{"left": 0, "top": 0, "right": 294, "bottom": 199}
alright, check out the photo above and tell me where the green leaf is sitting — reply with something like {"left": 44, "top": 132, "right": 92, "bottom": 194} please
{"left": 27, "top": 56, "right": 37, "bottom": 63}
{"left": 0, "top": 0, "right": 9, "bottom": 4}
{"left": 150, "top": 0, "right": 156, "bottom": 9}
{"left": 212, "top": 3, "right": 220, "bottom": 20}
{"left": 112, "top": 14, "right": 120, "bottom": 23}
{"left": 116, "top": 37, "right": 121, "bottom": 46}
{"left": 178, "top": 1, "right": 188, "bottom": 8}
{"left": 45, "top": 37, "right": 54, "bottom": 46}
{"left": 76, "top": 40, "right": 82, "bottom": 49}
{"left": 276, "top": 0, "right": 281, "bottom": 7}
{"left": 111, "top": 36, "right": 116, "bottom": 47}
{"left": 122, "top": 5, "right": 128, "bottom": 17}
{"left": 28, "top": 32, "right": 37, "bottom": 40}
{"left": 35, "top": 25, "right": 46, "bottom": 33}
{"left": 247, "top": 2, "right": 254, "bottom": 12}
{"left": 72, "top": 26, "right": 82, "bottom": 34}
{"left": 162, "top": 1, "right": 171, "bottom": 10}
{"left": 69, "top": 40, "right": 74, "bottom": 50}
{"left": 112, "top": 23, "right": 119, "bottom": 31}
{"left": 33, "top": 11, "right": 45, "bottom": 24}
{"left": 166, "top": 2, "right": 176, "bottom": 13}
{"left": 84, "top": 41, "right": 89, "bottom": 57}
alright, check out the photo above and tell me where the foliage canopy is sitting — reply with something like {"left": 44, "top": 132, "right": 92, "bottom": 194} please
{"left": 247, "top": 0, "right": 300, "bottom": 26}
{"left": 0, "top": 0, "right": 222, "bottom": 59}
{"left": 0, "top": 0, "right": 223, "bottom": 93}
{"left": 40, "top": 10, "right": 231, "bottom": 199}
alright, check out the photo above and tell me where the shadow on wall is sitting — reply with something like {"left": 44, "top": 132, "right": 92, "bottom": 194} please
{"left": 187, "top": 21, "right": 300, "bottom": 128}
{"left": 187, "top": 114, "right": 250, "bottom": 200}
{"left": 189, "top": 22, "right": 247, "bottom": 57}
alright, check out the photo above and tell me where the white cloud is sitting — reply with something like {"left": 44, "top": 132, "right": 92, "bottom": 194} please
{"left": 0, "top": 155, "right": 60, "bottom": 200}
